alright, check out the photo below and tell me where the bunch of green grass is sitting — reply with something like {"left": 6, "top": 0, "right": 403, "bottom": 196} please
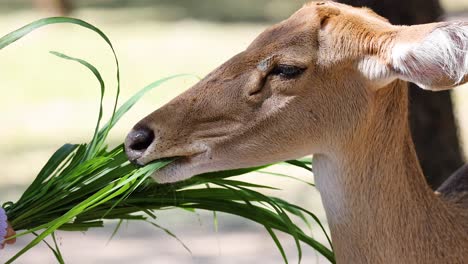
{"left": 0, "top": 18, "right": 334, "bottom": 263}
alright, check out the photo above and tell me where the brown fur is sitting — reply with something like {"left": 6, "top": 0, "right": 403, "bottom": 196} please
{"left": 125, "top": 2, "right": 468, "bottom": 263}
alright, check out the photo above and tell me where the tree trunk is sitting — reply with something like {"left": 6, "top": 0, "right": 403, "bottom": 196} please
{"left": 33, "top": 0, "right": 72, "bottom": 16}
{"left": 338, "top": 0, "right": 464, "bottom": 189}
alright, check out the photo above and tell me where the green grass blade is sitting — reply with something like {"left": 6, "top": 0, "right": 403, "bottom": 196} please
{"left": 206, "top": 184, "right": 219, "bottom": 234}
{"left": 147, "top": 221, "right": 192, "bottom": 255}
{"left": 0, "top": 16, "right": 334, "bottom": 264}
{"left": 207, "top": 179, "right": 280, "bottom": 190}
{"left": 14, "top": 144, "right": 78, "bottom": 206}
{"left": 285, "top": 160, "right": 312, "bottom": 171}
{"left": 49, "top": 51, "right": 106, "bottom": 160}
{"left": 107, "top": 219, "right": 124, "bottom": 245}
{"left": 266, "top": 227, "right": 288, "bottom": 264}
{"left": 51, "top": 232, "right": 65, "bottom": 264}
{"left": 215, "top": 182, "right": 303, "bottom": 261}
{"left": 0, "top": 16, "right": 122, "bottom": 152}
{"left": 32, "top": 232, "right": 65, "bottom": 264}
{"left": 96, "top": 74, "right": 195, "bottom": 143}
{"left": 257, "top": 171, "right": 314, "bottom": 187}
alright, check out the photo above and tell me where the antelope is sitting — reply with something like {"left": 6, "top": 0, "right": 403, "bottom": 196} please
{"left": 124, "top": 1, "right": 468, "bottom": 263}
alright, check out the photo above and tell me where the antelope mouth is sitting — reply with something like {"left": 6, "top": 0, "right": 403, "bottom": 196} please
{"left": 144, "top": 156, "right": 184, "bottom": 166}
{"left": 134, "top": 150, "right": 206, "bottom": 167}
{"left": 136, "top": 147, "right": 207, "bottom": 167}
{"left": 146, "top": 150, "right": 210, "bottom": 183}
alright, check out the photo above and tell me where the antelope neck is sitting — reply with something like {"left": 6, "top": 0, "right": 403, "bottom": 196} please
{"left": 313, "top": 81, "right": 450, "bottom": 262}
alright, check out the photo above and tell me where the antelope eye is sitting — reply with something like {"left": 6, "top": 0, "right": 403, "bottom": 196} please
{"left": 269, "top": 64, "right": 305, "bottom": 79}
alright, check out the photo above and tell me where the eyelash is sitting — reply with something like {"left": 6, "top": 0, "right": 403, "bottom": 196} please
{"left": 248, "top": 64, "right": 305, "bottom": 98}
{"left": 269, "top": 64, "right": 305, "bottom": 79}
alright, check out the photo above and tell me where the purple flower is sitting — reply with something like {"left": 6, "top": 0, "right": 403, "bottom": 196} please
{"left": 0, "top": 208, "right": 7, "bottom": 245}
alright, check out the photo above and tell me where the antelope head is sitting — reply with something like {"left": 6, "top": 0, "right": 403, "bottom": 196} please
{"left": 125, "top": 1, "right": 468, "bottom": 183}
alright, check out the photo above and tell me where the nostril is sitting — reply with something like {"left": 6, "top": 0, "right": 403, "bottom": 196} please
{"left": 128, "top": 126, "right": 155, "bottom": 151}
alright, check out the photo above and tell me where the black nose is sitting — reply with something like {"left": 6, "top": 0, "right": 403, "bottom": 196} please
{"left": 125, "top": 125, "right": 155, "bottom": 163}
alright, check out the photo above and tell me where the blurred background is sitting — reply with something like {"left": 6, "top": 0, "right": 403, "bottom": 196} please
{"left": 0, "top": 0, "right": 467, "bottom": 263}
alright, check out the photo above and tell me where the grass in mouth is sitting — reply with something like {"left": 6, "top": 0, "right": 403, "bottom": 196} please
{"left": 0, "top": 17, "right": 335, "bottom": 264}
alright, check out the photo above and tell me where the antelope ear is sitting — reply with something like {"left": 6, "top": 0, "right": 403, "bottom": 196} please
{"left": 390, "top": 21, "right": 468, "bottom": 91}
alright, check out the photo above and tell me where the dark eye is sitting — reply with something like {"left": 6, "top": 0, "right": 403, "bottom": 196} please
{"left": 269, "top": 64, "right": 305, "bottom": 79}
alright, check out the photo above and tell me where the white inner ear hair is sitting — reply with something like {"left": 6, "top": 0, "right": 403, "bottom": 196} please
{"left": 357, "top": 56, "right": 395, "bottom": 89}
{"left": 392, "top": 22, "right": 468, "bottom": 88}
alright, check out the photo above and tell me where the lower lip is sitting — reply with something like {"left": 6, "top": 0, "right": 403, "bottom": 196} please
{"left": 140, "top": 156, "right": 184, "bottom": 166}
{"left": 141, "top": 150, "right": 207, "bottom": 167}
